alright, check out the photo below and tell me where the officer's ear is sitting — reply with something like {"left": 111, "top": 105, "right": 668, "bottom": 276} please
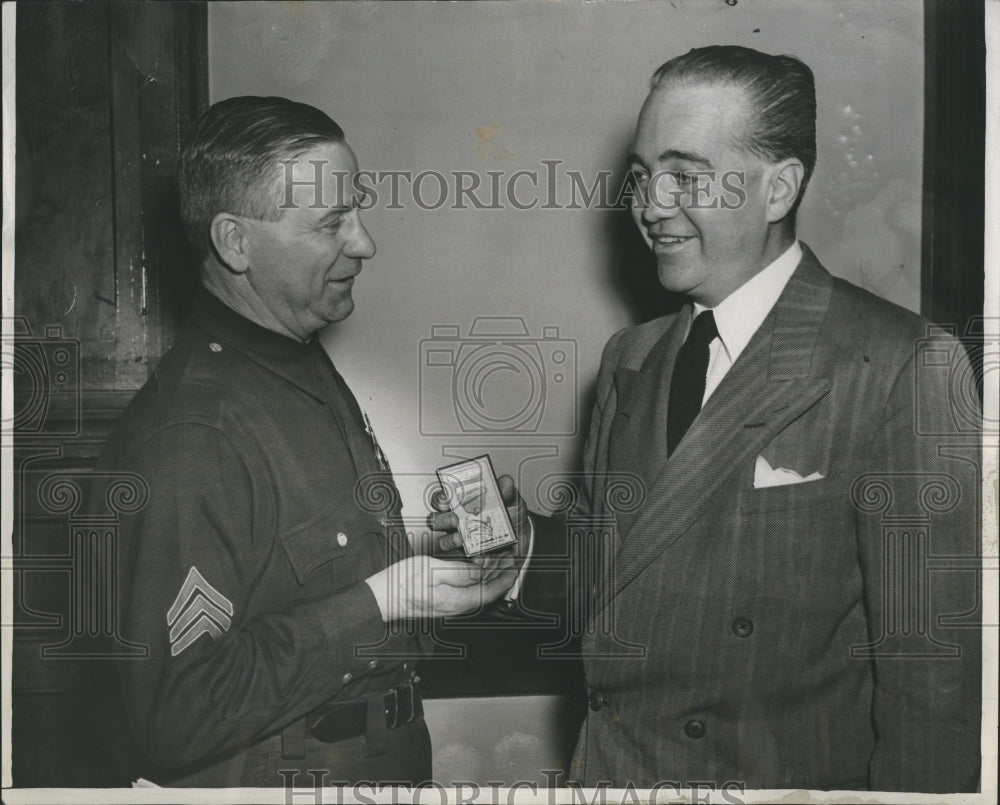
{"left": 209, "top": 212, "right": 252, "bottom": 275}
{"left": 764, "top": 158, "right": 804, "bottom": 224}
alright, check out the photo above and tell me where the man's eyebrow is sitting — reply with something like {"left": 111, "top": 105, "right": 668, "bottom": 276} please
{"left": 657, "top": 148, "right": 713, "bottom": 167}
{"left": 626, "top": 149, "right": 714, "bottom": 169}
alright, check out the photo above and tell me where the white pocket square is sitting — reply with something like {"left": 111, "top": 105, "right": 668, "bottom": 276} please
{"left": 753, "top": 455, "right": 825, "bottom": 489}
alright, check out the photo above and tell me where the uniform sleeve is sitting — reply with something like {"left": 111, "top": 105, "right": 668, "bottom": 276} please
{"left": 858, "top": 344, "right": 981, "bottom": 792}
{"left": 118, "top": 423, "right": 389, "bottom": 771}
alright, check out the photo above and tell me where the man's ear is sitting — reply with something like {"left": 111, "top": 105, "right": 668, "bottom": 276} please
{"left": 209, "top": 212, "right": 252, "bottom": 274}
{"left": 765, "top": 159, "right": 805, "bottom": 224}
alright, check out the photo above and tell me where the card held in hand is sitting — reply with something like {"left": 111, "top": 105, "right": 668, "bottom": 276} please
{"left": 436, "top": 455, "right": 518, "bottom": 556}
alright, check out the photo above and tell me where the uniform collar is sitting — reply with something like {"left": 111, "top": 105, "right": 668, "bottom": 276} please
{"left": 189, "top": 286, "right": 328, "bottom": 402}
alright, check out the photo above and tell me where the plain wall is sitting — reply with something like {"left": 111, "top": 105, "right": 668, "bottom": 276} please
{"left": 209, "top": 0, "right": 924, "bottom": 520}
{"left": 208, "top": 0, "right": 924, "bottom": 784}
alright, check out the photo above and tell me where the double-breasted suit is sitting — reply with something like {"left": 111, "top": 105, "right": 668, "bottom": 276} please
{"left": 527, "top": 246, "right": 981, "bottom": 792}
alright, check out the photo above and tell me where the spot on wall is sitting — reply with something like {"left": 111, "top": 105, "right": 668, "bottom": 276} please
{"left": 476, "top": 124, "right": 513, "bottom": 161}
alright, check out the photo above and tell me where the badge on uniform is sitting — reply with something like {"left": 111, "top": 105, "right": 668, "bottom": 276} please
{"left": 166, "top": 566, "right": 234, "bottom": 656}
{"left": 363, "top": 411, "right": 393, "bottom": 474}
{"left": 436, "top": 455, "right": 518, "bottom": 556}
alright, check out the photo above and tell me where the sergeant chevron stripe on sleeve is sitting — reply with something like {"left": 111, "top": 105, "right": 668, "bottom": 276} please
{"left": 166, "top": 566, "right": 235, "bottom": 656}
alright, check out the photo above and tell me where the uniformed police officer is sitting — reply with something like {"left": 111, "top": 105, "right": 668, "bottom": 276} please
{"left": 96, "top": 96, "right": 517, "bottom": 787}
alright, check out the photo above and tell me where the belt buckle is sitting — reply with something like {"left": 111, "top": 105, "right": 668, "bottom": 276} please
{"left": 385, "top": 683, "right": 415, "bottom": 729}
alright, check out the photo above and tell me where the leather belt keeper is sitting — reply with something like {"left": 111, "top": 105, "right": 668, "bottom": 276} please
{"left": 308, "top": 682, "right": 423, "bottom": 744}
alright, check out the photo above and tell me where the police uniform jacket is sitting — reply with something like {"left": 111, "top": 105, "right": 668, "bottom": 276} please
{"left": 96, "top": 289, "right": 424, "bottom": 782}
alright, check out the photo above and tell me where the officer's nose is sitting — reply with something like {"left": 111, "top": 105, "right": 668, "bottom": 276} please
{"left": 345, "top": 213, "right": 376, "bottom": 260}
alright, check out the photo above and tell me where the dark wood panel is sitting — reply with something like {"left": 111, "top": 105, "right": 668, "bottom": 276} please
{"left": 12, "top": 1, "right": 208, "bottom": 788}
{"left": 107, "top": 1, "right": 204, "bottom": 388}
{"left": 15, "top": 1, "right": 206, "bottom": 393}
{"left": 15, "top": 1, "right": 116, "bottom": 373}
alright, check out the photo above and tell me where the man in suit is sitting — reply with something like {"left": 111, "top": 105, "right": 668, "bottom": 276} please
{"left": 515, "top": 45, "right": 981, "bottom": 792}
{"left": 96, "top": 96, "right": 516, "bottom": 786}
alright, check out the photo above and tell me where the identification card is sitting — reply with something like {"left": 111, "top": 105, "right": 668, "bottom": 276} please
{"left": 436, "top": 455, "right": 518, "bottom": 556}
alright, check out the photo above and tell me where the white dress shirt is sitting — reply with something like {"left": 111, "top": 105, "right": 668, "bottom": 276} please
{"left": 693, "top": 240, "right": 802, "bottom": 406}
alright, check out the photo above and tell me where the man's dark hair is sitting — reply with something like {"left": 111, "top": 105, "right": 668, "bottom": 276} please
{"left": 179, "top": 96, "right": 345, "bottom": 259}
{"left": 650, "top": 45, "right": 816, "bottom": 221}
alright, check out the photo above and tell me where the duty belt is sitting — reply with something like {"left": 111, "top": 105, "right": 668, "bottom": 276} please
{"left": 309, "top": 681, "right": 422, "bottom": 744}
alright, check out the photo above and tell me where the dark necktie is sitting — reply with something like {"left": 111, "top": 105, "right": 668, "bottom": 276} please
{"left": 666, "top": 310, "right": 718, "bottom": 455}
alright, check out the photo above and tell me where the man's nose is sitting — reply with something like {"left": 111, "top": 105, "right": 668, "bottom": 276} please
{"left": 344, "top": 215, "right": 376, "bottom": 260}
{"left": 640, "top": 177, "right": 682, "bottom": 226}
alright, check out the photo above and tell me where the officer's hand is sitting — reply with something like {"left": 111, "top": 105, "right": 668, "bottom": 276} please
{"left": 429, "top": 474, "right": 531, "bottom": 575}
{"left": 364, "top": 554, "right": 516, "bottom": 622}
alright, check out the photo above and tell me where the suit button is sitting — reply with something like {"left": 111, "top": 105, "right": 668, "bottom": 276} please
{"left": 684, "top": 720, "right": 706, "bottom": 739}
{"left": 368, "top": 660, "right": 380, "bottom": 671}
{"left": 588, "top": 691, "right": 607, "bottom": 712}
{"left": 341, "top": 672, "right": 353, "bottom": 684}
{"left": 336, "top": 532, "right": 349, "bottom": 547}
{"left": 732, "top": 617, "right": 754, "bottom": 638}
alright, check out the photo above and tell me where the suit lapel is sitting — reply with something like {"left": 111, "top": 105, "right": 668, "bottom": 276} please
{"left": 605, "top": 247, "right": 835, "bottom": 606}
{"left": 607, "top": 307, "right": 691, "bottom": 536}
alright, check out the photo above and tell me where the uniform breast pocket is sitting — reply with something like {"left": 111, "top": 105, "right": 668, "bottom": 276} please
{"left": 279, "top": 496, "right": 380, "bottom": 591}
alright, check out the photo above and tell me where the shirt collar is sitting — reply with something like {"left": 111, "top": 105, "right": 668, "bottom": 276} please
{"left": 189, "top": 286, "right": 328, "bottom": 401}
{"left": 694, "top": 240, "right": 802, "bottom": 364}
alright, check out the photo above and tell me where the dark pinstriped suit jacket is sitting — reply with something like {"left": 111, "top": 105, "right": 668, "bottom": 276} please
{"left": 538, "top": 246, "right": 981, "bottom": 791}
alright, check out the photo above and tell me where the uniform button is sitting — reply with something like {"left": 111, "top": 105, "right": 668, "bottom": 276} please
{"left": 684, "top": 720, "right": 706, "bottom": 739}
{"left": 341, "top": 672, "right": 353, "bottom": 684}
{"left": 368, "top": 660, "right": 380, "bottom": 671}
{"left": 732, "top": 617, "right": 754, "bottom": 638}
{"left": 209, "top": 342, "right": 222, "bottom": 352}
{"left": 588, "top": 691, "right": 607, "bottom": 712}
{"left": 336, "top": 532, "right": 348, "bottom": 547}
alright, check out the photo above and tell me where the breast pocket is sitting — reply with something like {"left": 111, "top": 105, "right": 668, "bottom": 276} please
{"left": 740, "top": 473, "right": 844, "bottom": 514}
{"left": 279, "top": 496, "right": 383, "bottom": 590}
{"left": 740, "top": 401, "right": 842, "bottom": 514}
